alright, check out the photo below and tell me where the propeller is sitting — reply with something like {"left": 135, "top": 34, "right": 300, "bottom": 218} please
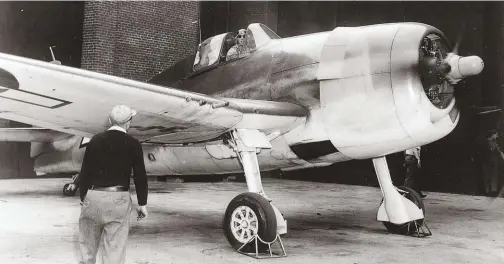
{"left": 452, "top": 21, "right": 466, "bottom": 55}
{"left": 444, "top": 21, "right": 484, "bottom": 85}
{"left": 419, "top": 23, "right": 483, "bottom": 88}
{"left": 472, "top": 105, "right": 502, "bottom": 115}
{"left": 418, "top": 29, "right": 485, "bottom": 122}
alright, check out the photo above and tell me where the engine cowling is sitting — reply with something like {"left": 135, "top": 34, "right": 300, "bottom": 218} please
{"left": 317, "top": 23, "right": 483, "bottom": 159}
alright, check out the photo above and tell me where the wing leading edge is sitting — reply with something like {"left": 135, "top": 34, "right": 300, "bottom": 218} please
{"left": 0, "top": 53, "right": 307, "bottom": 144}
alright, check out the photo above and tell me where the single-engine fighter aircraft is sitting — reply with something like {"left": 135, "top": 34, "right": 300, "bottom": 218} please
{"left": 0, "top": 23, "right": 483, "bottom": 250}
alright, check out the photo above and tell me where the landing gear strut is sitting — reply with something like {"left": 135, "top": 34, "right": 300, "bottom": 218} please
{"left": 373, "top": 157, "right": 431, "bottom": 237}
{"left": 223, "top": 129, "right": 287, "bottom": 255}
{"left": 63, "top": 173, "right": 80, "bottom": 196}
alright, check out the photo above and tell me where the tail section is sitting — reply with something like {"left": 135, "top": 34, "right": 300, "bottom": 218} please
{"left": 0, "top": 127, "right": 84, "bottom": 174}
{"left": 0, "top": 128, "right": 70, "bottom": 143}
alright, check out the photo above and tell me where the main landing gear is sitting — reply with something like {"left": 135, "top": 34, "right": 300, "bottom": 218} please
{"left": 373, "top": 157, "right": 431, "bottom": 237}
{"left": 62, "top": 173, "right": 80, "bottom": 196}
{"left": 223, "top": 129, "right": 287, "bottom": 257}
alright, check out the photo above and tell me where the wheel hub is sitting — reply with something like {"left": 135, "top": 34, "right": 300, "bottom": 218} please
{"left": 230, "top": 205, "right": 258, "bottom": 244}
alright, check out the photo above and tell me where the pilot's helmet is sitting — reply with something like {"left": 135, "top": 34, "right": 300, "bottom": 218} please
{"left": 109, "top": 105, "right": 137, "bottom": 125}
{"left": 236, "top": 29, "right": 247, "bottom": 42}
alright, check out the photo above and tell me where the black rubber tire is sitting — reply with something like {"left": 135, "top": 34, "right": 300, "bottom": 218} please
{"left": 62, "top": 183, "right": 77, "bottom": 196}
{"left": 223, "top": 192, "right": 277, "bottom": 252}
{"left": 383, "top": 186, "right": 425, "bottom": 235}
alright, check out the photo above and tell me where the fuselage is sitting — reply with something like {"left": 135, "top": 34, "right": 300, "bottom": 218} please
{"left": 34, "top": 31, "right": 348, "bottom": 175}
{"left": 34, "top": 23, "right": 477, "bottom": 176}
{"left": 141, "top": 30, "right": 350, "bottom": 175}
{"left": 151, "top": 32, "right": 329, "bottom": 109}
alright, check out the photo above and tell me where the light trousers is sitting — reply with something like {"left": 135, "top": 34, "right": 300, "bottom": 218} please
{"left": 79, "top": 190, "right": 132, "bottom": 264}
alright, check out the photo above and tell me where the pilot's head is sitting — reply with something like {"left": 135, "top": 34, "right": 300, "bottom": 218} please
{"left": 236, "top": 29, "right": 247, "bottom": 46}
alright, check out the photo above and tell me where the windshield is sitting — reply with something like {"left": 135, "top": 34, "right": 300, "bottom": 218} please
{"left": 193, "top": 34, "right": 227, "bottom": 71}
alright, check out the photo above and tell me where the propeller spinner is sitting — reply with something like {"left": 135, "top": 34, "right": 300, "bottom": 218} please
{"left": 443, "top": 53, "right": 484, "bottom": 85}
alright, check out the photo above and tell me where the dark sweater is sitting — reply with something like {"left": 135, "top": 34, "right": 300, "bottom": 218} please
{"left": 79, "top": 129, "right": 148, "bottom": 205}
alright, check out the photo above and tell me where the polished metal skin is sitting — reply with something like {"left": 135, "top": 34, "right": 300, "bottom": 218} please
{"left": 0, "top": 23, "right": 482, "bottom": 177}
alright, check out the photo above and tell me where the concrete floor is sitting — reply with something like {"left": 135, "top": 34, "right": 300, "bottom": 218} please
{"left": 0, "top": 178, "right": 503, "bottom": 264}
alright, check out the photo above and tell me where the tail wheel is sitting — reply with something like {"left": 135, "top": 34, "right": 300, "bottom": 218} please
{"left": 62, "top": 183, "right": 77, "bottom": 197}
{"left": 223, "top": 192, "right": 277, "bottom": 252}
{"left": 383, "top": 186, "right": 425, "bottom": 235}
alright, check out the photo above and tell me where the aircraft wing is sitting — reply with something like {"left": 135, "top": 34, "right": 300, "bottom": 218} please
{"left": 0, "top": 53, "right": 307, "bottom": 143}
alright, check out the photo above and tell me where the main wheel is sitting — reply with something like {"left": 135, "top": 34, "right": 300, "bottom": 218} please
{"left": 62, "top": 183, "right": 77, "bottom": 196}
{"left": 223, "top": 192, "right": 277, "bottom": 252}
{"left": 383, "top": 186, "right": 425, "bottom": 235}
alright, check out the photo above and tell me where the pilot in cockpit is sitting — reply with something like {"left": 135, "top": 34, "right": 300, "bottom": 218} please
{"left": 226, "top": 29, "right": 251, "bottom": 61}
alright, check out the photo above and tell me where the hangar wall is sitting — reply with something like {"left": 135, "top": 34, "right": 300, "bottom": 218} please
{"left": 81, "top": 1, "right": 200, "bottom": 81}
{"left": 0, "top": 2, "right": 84, "bottom": 178}
{"left": 200, "top": 1, "right": 277, "bottom": 41}
{"left": 0, "top": 1, "right": 200, "bottom": 178}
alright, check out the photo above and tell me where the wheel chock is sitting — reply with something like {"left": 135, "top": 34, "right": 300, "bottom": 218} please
{"left": 237, "top": 233, "right": 287, "bottom": 259}
{"left": 409, "top": 220, "right": 432, "bottom": 238}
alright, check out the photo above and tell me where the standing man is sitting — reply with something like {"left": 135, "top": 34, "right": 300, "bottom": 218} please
{"left": 476, "top": 130, "right": 504, "bottom": 196}
{"left": 79, "top": 105, "right": 148, "bottom": 264}
{"left": 404, "top": 146, "right": 427, "bottom": 198}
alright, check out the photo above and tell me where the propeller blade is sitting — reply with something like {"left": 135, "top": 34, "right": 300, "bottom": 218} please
{"left": 452, "top": 22, "right": 467, "bottom": 55}
{"left": 472, "top": 105, "right": 502, "bottom": 115}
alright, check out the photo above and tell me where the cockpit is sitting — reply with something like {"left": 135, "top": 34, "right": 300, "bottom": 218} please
{"left": 192, "top": 23, "right": 279, "bottom": 72}
{"left": 147, "top": 23, "right": 280, "bottom": 86}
